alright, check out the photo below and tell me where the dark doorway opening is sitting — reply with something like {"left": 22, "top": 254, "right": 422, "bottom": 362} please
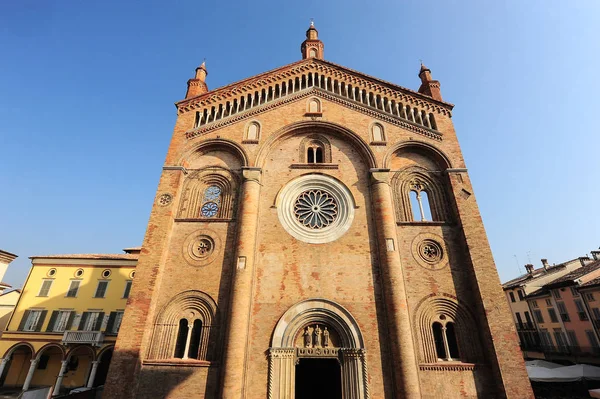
{"left": 295, "top": 358, "right": 342, "bottom": 399}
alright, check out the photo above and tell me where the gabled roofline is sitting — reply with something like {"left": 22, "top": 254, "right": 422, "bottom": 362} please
{"left": 176, "top": 58, "right": 454, "bottom": 111}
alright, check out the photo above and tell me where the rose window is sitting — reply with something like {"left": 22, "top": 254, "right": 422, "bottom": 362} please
{"left": 201, "top": 202, "right": 218, "bottom": 217}
{"left": 293, "top": 190, "right": 338, "bottom": 229}
{"left": 417, "top": 239, "right": 443, "bottom": 264}
{"left": 191, "top": 238, "right": 213, "bottom": 258}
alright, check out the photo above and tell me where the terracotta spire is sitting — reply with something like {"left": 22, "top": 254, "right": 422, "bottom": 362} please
{"left": 418, "top": 62, "right": 442, "bottom": 101}
{"left": 301, "top": 20, "right": 324, "bottom": 60}
{"left": 185, "top": 60, "right": 209, "bottom": 99}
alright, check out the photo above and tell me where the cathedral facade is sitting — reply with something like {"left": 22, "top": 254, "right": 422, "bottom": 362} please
{"left": 103, "top": 24, "right": 533, "bottom": 398}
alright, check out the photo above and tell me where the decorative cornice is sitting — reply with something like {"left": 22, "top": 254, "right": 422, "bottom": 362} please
{"left": 0, "top": 250, "right": 17, "bottom": 264}
{"left": 177, "top": 58, "right": 453, "bottom": 115}
{"left": 419, "top": 363, "right": 481, "bottom": 371}
{"left": 185, "top": 88, "right": 442, "bottom": 142}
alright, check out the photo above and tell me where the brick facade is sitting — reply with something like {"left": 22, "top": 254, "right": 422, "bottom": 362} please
{"left": 103, "top": 25, "right": 533, "bottom": 398}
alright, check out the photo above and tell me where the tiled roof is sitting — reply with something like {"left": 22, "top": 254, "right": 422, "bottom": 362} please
{"left": 525, "top": 288, "right": 549, "bottom": 299}
{"left": 546, "top": 260, "right": 600, "bottom": 287}
{"left": 0, "top": 282, "right": 12, "bottom": 288}
{"left": 30, "top": 254, "right": 139, "bottom": 261}
{"left": 502, "top": 264, "right": 566, "bottom": 289}
{"left": 581, "top": 277, "right": 600, "bottom": 288}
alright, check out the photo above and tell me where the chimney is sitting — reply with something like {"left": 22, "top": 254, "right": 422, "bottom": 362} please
{"left": 541, "top": 259, "right": 549, "bottom": 271}
{"left": 525, "top": 264, "right": 534, "bottom": 275}
{"left": 579, "top": 256, "right": 590, "bottom": 266}
{"left": 591, "top": 250, "right": 600, "bottom": 261}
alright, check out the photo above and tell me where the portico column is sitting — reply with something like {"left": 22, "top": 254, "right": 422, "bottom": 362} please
{"left": 22, "top": 359, "right": 38, "bottom": 391}
{"left": 86, "top": 360, "right": 100, "bottom": 388}
{"left": 370, "top": 169, "right": 421, "bottom": 398}
{"left": 52, "top": 360, "right": 68, "bottom": 396}
{"left": 221, "top": 167, "right": 262, "bottom": 398}
{"left": 0, "top": 358, "right": 8, "bottom": 383}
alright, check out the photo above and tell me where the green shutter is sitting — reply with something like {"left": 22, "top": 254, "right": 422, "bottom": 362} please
{"left": 94, "top": 312, "right": 105, "bottom": 331}
{"left": 35, "top": 310, "right": 48, "bottom": 332}
{"left": 79, "top": 312, "right": 89, "bottom": 331}
{"left": 46, "top": 311, "right": 59, "bottom": 332}
{"left": 18, "top": 310, "right": 31, "bottom": 331}
{"left": 105, "top": 312, "right": 116, "bottom": 334}
{"left": 66, "top": 311, "right": 76, "bottom": 330}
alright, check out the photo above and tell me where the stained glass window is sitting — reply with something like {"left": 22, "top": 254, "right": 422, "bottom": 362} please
{"left": 201, "top": 186, "right": 221, "bottom": 218}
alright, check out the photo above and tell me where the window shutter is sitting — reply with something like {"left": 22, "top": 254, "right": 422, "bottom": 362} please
{"left": 79, "top": 312, "right": 89, "bottom": 331}
{"left": 18, "top": 310, "right": 31, "bottom": 331}
{"left": 35, "top": 310, "right": 48, "bottom": 332}
{"left": 46, "top": 311, "right": 59, "bottom": 332}
{"left": 66, "top": 312, "right": 76, "bottom": 330}
{"left": 94, "top": 312, "right": 105, "bottom": 331}
{"left": 105, "top": 312, "right": 116, "bottom": 334}
{"left": 123, "top": 281, "right": 132, "bottom": 299}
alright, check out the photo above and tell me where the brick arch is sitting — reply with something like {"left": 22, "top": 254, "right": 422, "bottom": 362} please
{"left": 383, "top": 140, "right": 452, "bottom": 170}
{"left": 178, "top": 138, "right": 249, "bottom": 168}
{"left": 177, "top": 166, "right": 240, "bottom": 220}
{"left": 147, "top": 290, "right": 219, "bottom": 361}
{"left": 255, "top": 120, "right": 377, "bottom": 169}
{"left": 413, "top": 294, "right": 483, "bottom": 364}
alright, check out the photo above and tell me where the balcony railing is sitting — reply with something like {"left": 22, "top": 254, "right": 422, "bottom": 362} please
{"left": 62, "top": 331, "right": 104, "bottom": 346}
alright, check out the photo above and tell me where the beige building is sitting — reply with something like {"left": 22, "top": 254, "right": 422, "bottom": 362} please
{"left": 0, "top": 250, "right": 20, "bottom": 335}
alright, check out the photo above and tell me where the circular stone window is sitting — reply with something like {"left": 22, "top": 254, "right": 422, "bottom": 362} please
{"left": 411, "top": 233, "right": 448, "bottom": 271}
{"left": 277, "top": 174, "right": 355, "bottom": 244}
{"left": 182, "top": 231, "right": 220, "bottom": 266}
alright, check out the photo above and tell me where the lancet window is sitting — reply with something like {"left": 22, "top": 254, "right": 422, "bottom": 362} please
{"left": 174, "top": 318, "right": 205, "bottom": 360}
{"left": 432, "top": 317, "right": 460, "bottom": 361}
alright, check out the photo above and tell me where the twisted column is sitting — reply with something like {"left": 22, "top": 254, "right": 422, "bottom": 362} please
{"left": 370, "top": 169, "right": 421, "bottom": 398}
{"left": 221, "top": 167, "right": 262, "bottom": 398}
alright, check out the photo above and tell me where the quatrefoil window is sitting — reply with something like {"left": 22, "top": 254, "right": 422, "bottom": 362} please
{"left": 294, "top": 190, "right": 338, "bottom": 229}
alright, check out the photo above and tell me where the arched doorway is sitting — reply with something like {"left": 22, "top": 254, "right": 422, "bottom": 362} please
{"left": 61, "top": 346, "right": 95, "bottom": 391}
{"left": 30, "top": 344, "right": 65, "bottom": 390}
{"left": 1, "top": 343, "right": 34, "bottom": 389}
{"left": 93, "top": 347, "right": 113, "bottom": 387}
{"left": 267, "top": 299, "right": 369, "bottom": 399}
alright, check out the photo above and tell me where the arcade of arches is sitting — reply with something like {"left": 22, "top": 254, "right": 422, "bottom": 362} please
{"left": 0, "top": 343, "right": 113, "bottom": 395}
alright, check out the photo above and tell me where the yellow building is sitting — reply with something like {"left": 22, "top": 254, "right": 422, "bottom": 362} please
{"left": 0, "top": 248, "right": 138, "bottom": 395}
{"left": 0, "top": 250, "right": 20, "bottom": 335}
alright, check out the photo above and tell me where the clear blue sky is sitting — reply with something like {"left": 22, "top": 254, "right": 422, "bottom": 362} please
{"left": 1, "top": 1, "right": 598, "bottom": 287}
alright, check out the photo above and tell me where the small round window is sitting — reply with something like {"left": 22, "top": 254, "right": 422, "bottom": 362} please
{"left": 74, "top": 269, "right": 84, "bottom": 278}
{"left": 129, "top": 271, "right": 135, "bottom": 279}
{"left": 47, "top": 268, "right": 57, "bottom": 277}
{"left": 102, "top": 269, "right": 112, "bottom": 278}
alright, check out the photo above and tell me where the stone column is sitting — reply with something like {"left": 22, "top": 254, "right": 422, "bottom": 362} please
{"left": 22, "top": 359, "right": 38, "bottom": 391}
{"left": 340, "top": 348, "right": 367, "bottom": 399}
{"left": 52, "top": 360, "right": 68, "bottom": 396}
{"left": 86, "top": 361, "right": 100, "bottom": 388}
{"left": 370, "top": 169, "right": 421, "bottom": 398}
{"left": 221, "top": 167, "right": 262, "bottom": 398}
{"left": 182, "top": 324, "right": 193, "bottom": 360}
{"left": 267, "top": 348, "right": 296, "bottom": 399}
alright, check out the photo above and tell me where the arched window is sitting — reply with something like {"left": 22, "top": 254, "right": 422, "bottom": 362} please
{"left": 371, "top": 123, "right": 385, "bottom": 143}
{"left": 429, "top": 113, "right": 437, "bottom": 130}
{"left": 432, "top": 322, "right": 446, "bottom": 359}
{"left": 148, "top": 290, "right": 218, "bottom": 362}
{"left": 307, "top": 143, "right": 324, "bottom": 163}
{"left": 174, "top": 319, "right": 188, "bottom": 358}
{"left": 245, "top": 122, "right": 260, "bottom": 142}
{"left": 200, "top": 185, "right": 221, "bottom": 218}
{"left": 188, "top": 319, "right": 202, "bottom": 360}
{"left": 431, "top": 319, "right": 461, "bottom": 361}
{"left": 299, "top": 135, "right": 332, "bottom": 164}
{"left": 309, "top": 48, "right": 317, "bottom": 58}
{"left": 308, "top": 98, "right": 321, "bottom": 113}
{"left": 409, "top": 179, "right": 432, "bottom": 221}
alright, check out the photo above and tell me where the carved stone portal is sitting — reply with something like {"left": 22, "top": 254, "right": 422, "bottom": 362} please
{"left": 267, "top": 299, "right": 370, "bottom": 399}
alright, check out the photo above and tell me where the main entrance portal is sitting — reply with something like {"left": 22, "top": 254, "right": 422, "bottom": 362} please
{"left": 267, "top": 299, "right": 369, "bottom": 399}
{"left": 295, "top": 358, "right": 342, "bottom": 399}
